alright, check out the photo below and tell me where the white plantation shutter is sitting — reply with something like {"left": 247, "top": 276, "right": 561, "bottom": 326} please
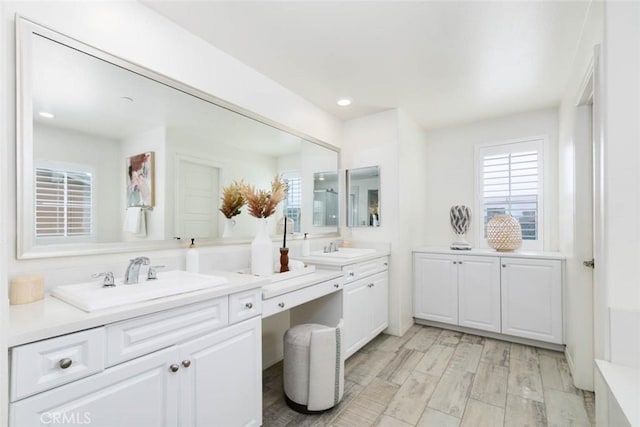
{"left": 477, "top": 138, "right": 544, "bottom": 248}
{"left": 283, "top": 173, "right": 302, "bottom": 233}
{"left": 35, "top": 167, "right": 93, "bottom": 238}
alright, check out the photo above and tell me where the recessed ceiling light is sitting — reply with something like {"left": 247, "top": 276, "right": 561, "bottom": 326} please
{"left": 336, "top": 97, "right": 353, "bottom": 107}
{"left": 38, "top": 112, "right": 54, "bottom": 119}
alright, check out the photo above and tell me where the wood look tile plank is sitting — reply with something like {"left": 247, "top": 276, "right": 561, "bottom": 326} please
{"left": 544, "top": 389, "right": 591, "bottom": 427}
{"left": 377, "top": 348, "right": 425, "bottom": 385}
{"left": 460, "top": 399, "right": 505, "bottom": 427}
{"left": 471, "top": 362, "right": 509, "bottom": 408}
{"left": 415, "top": 344, "right": 455, "bottom": 377}
{"left": 417, "top": 408, "right": 461, "bottom": 427}
{"left": 384, "top": 371, "right": 440, "bottom": 424}
{"left": 508, "top": 357, "right": 545, "bottom": 402}
{"left": 449, "top": 342, "right": 483, "bottom": 373}
{"left": 437, "top": 329, "right": 463, "bottom": 347}
{"left": 293, "top": 380, "right": 363, "bottom": 427}
{"left": 404, "top": 326, "right": 441, "bottom": 351}
{"left": 505, "top": 394, "right": 548, "bottom": 427}
{"left": 347, "top": 350, "right": 397, "bottom": 386}
{"left": 427, "top": 368, "right": 475, "bottom": 418}
{"left": 582, "top": 391, "right": 596, "bottom": 426}
{"left": 510, "top": 343, "right": 540, "bottom": 365}
{"left": 481, "top": 338, "right": 511, "bottom": 367}
{"left": 460, "top": 333, "right": 486, "bottom": 345}
{"left": 375, "top": 415, "right": 414, "bottom": 427}
{"left": 539, "top": 355, "right": 580, "bottom": 395}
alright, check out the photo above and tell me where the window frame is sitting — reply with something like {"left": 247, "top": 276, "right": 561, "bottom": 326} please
{"left": 34, "top": 160, "right": 96, "bottom": 244}
{"left": 474, "top": 136, "right": 547, "bottom": 251}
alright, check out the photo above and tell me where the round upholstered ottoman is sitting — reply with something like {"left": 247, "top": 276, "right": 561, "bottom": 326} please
{"left": 283, "top": 321, "right": 344, "bottom": 413}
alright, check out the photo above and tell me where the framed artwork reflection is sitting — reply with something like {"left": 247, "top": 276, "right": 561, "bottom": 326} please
{"left": 126, "top": 151, "right": 154, "bottom": 207}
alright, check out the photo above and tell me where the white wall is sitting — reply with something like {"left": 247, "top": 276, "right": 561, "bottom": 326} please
{"left": 342, "top": 109, "right": 427, "bottom": 336}
{"left": 423, "top": 108, "right": 559, "bottom": 250}
{"left": 602, "top": 1, "right": 640, "bottom": 368}
{"left": 557, "top": 0, "right": 603, "bottom": 390}
{"left": 34, "top": 123, "right": 122, "bottom": 243}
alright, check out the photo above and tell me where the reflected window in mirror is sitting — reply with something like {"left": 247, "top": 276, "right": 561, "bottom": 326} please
{"left": 312, "top": 172, "right": 339, "bottom": 228}
{"left": 16, "top": 17, "right": 340, "bottom": 258}
{"left": 347, "top": 166, "right": 380, "bottom": 228}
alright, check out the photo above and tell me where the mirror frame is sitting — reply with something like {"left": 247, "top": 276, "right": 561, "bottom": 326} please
{"left": 346, "top": 166, "right": 381, "bottom": 228}
{"left": 16, "top": 16, "right": 340, "bottom": 259}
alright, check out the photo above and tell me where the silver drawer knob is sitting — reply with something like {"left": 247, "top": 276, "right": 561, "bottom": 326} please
{"left": 334, "top": 283, "right": 339, "bottom": 288}
{"left": 502, "top": 264, "right": 507, "bottom": 268}
{"left": 169, "top": 364, "right": 180, "bottom": 373}
{"left": 348, "top": 272, "right": 355, "bottom": 277}
{"left": 59, "top": 358, "right": 73, "bottom": 369}
{"left": 245, "top": 302, "right": 253, "bottom": 309}
{"left": 182, "top": 360, "right": 191, "bottom": 368}
{"left": 278, "top": 302, "right": 285, "bottom": 308}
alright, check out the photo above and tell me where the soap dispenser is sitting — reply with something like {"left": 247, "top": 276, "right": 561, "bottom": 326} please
{"left": 186, "top": 238, "right": 199, "bottom": 273}
{"left": 302, "top": 233, "right": 311, "bottom": 257}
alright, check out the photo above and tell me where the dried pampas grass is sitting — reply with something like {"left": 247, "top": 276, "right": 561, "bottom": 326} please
{"left": 241, "top": 175, "right": 287, "bottom": 218}
{"left": 219, "top": 181, "right": 246, "bottom": 219}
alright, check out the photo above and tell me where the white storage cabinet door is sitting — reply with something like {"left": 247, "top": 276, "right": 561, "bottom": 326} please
{"left": 457, "top": 255, "right": 501, "bottom": 333}
{"left": 413, "top": 253, "right": 458, "bottom": 325}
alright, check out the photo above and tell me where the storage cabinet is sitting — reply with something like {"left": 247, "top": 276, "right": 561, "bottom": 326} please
{"left": 501, "top": 257, "right": 562, "bottom": 344}
{"left": 413, "top": 250, "right": 563, "bottom": 345}
{"left": 343, "top": 271, "right": 388, "bottom": 358}
{"left": 413, "top": 253, "right": 500, "bottom": 332}
{"left": 10, "top": 294, "right": 262, "bottom": 427}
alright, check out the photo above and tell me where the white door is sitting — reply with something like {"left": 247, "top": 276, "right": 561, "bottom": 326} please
{"left": 413, "top": 253, "right": 458, "bottom": 325}
{"left": 179, "top": 317, "right": 261, "bottom": 427}
{"left": 369, "top": 272, "right": 389, "bottom": 338}
{"left": 501, "top": 258, "right": 563, "bottom": 344}
{"left": 10, "top": 347, "right": 179, "bottom": 427}
{"left": 343, "top": 279, "right": 371, "bottom": 358}
{"left": 175, "top": 156, "right": 219, "bottom": 239}
{"left": 458, "top": 255, "right": 501, "bottom": 333}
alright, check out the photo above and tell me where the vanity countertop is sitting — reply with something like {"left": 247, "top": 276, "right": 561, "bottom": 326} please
{"left": 300, "top": 249, "right": 390, "bottom": 267}
{"left": 8, "top": 270, "right": 268, "bottom": 348}
{"left": 413, "top": 246, "right": 565, "bottom": 260}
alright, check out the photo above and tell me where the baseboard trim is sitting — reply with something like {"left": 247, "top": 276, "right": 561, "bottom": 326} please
{"left": 414, "top": 318, "right": 564, "bottom": 351}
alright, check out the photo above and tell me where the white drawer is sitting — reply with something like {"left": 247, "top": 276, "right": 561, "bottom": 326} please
{"left": 229, "top": 288, "right": 262, "bottom": 324}
{"left": 263, "top": 278, "right": 343, "bottom": 318}
{"left": 343, "top": 256, "right": 389, "bottom": 281}
{"left": 106, "top": 297, "right": 228, "bottom": 367}
{"left": 10, "top": 327, "right": 105, "bottom": 402}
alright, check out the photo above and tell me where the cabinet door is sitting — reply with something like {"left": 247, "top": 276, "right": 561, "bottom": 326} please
{"left": 369, "top": 272, "right": 389, "bottom": 338}
{"left": 343, "top": 278, "right": 371, "bottom": 358}
{"left": 458, "top": 255, "right": 501, "bottom": 332}
{"left": 413, "top": 253, "right": 458, "bottom": 325}
{"left": 501, "top": 258, "right": 563, "bottom": 344}
{"left": 10, "top": 346, "right": 179, "bottom": 427}
{"left": 179, "top": 316, "right": 262, "bottom": 427}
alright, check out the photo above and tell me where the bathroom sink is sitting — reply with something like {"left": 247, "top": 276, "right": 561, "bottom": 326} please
{"left": 51, "top": 270, "right": 228, "bottom": 312}
{"left": 309, "top": 248, "right": 377, "bottom": 258}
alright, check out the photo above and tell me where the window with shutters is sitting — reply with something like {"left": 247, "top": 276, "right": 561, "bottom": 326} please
{"left": 35, "top": 166, "right": 94, "bottom": 241}
{"left": 475, "top": 137, "right": 545, "bottom": 250}
{"left": 282, "top": 172, "right": 302, "bottom": 233}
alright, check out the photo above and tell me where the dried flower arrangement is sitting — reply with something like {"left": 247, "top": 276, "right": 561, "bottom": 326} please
{"left": 219, "top": 181, "right": 246, "bottom": 219}
{"left": 240, "top": 175, "right": 287, "bottom": 218}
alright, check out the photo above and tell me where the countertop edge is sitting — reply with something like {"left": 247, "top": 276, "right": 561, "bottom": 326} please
{"left": 300, "top": 250, "right": 390, "bottom": 267}
{"left": 412, "top": 246, "right": 565, "bottom": 260}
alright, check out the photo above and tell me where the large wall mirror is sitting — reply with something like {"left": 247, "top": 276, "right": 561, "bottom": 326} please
{"left": 346, "top": 166, "right": 380, "bottom": 227}
{"left": 17, "top": 18, "right": 339, "bottom": 258}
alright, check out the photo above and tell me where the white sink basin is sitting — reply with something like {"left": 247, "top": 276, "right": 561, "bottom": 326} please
{"left": 310, "top": 248, "right": 377, "bottom": 258}
{"left": 51, "top": 270, "right": 228, "bottom": 312}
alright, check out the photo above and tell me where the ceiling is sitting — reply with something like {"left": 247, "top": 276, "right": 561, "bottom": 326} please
{"left": 143, "top": 1, "right": 591, "bottom": 130}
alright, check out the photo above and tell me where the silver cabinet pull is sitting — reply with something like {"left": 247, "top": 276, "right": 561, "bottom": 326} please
{"left": 278, "top": 302, "right": 285, "bottom": 308}
{"left": 458, "top": 261, "right": 463, "bottom": 265}
{"left": 452, "top": 261, "right": 457, "bottom": 264}
{"left": 583, "top": 259, "right": 595, "bottom": 268}
{"left": 245, "top": 302, "right": 253, "bottom": 309}
{"left": 348, "top": 271, "right": 355, "bottom": 277}
{"left": 182, "top": 360, "right": 191, "bottom": 368}
{"left": 59, "top": 358, "right": 72, "bottom": 369}
{"left": 502, "top": 264, "right": 507, "bottom": 268}
{"left": 383, "top": 262, "right": 388, "bottom": 266}
{"left": 169, "top": 364, "right": 180, "bottom": 373}
{"left": 334, "top": 283, "right": 339, "bottom": 288}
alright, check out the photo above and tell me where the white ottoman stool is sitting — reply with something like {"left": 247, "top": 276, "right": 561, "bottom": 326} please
{"left": 283, "top": 320, "right": 344, "bottom": 413}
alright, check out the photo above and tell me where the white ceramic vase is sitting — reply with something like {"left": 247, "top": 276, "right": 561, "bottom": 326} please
{"left": 251, "top": 218, "right": 273, "bottom": 276}
{"left": 222, "top": 218, "right": 236, "bottom": 238}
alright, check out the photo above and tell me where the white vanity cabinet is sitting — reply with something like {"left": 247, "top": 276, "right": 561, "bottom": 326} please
{"left": 413, "top": 253, "right": 500, "bottom": 332}
{"left": 413, "top": 249, "right": 563, "bottom": 346}
{"left": 9, "top": 290, "right": 263, "bottom": 427}
{"left": 501, "top": 257, "right": 562, "bottom": 344}
{"left": 341, "top": 257, "right": 389, "bottom": 358}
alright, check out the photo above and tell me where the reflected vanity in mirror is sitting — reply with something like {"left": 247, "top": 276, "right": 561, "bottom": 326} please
{"left": 346, "top": 166, "right": 380, "bottom": 227}
{"left": 17, "top": 18, "right": 339, "bottom": 258}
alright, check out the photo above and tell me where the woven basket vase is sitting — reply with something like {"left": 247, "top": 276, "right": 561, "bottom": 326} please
{"left": 487, "top": 214, "right": 522, "bottom": 251}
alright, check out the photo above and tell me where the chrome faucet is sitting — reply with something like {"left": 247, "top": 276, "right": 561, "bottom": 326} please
{"left": 124, "top": 257, "right": 150, "bottom": 284}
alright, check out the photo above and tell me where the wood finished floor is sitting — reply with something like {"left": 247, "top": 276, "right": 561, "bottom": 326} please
{"left": 262, "top": 324, "right": 595, "bottom": 427}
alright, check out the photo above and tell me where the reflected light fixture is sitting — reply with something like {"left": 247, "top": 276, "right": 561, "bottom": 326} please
{"left": 336, "top": 97, "right": 353, "bottom": 107}
{"left": 38, "top": 111, "right": 54, "bottom": 119}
